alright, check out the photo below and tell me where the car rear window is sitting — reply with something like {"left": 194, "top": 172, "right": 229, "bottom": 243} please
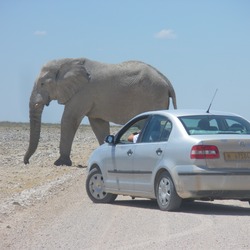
{"left": 178, "top": 115, "right": 250, "bottom": 135}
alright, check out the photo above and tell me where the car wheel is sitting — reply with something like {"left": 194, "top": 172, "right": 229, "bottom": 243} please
{"left": 86, "top": 168, "right": 117, "bottom": 203}
{"left": 156, "top": 172, "right": 182, "bottom": 211}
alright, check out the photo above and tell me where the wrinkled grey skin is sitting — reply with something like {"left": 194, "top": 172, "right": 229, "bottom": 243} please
{"left": 24, "top": 58, "right": 177, "bottom": 166}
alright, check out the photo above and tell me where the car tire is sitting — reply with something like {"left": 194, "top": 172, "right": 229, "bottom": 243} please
{"left": 156, "top": 172, "right": 182, "bottom": 211}
{"left": 86, "top": 168, "right": 117, "bottom": 203}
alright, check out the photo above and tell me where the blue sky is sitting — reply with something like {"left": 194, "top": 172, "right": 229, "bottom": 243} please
{"left": 0, "top": 0, "right": 249, "bottom": 123}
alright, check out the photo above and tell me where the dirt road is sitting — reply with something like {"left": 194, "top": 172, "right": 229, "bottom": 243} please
{"left": 1, "top": 123, "right": 250, "bottom": 249}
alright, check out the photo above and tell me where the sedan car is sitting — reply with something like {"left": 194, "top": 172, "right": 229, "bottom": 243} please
{"left": 86, "top": 110, "right": 250, "bottom": 211}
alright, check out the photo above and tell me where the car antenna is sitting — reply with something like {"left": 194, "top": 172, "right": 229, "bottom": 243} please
{"left": 206, "top": 89, "right": 218, "bottom": 113}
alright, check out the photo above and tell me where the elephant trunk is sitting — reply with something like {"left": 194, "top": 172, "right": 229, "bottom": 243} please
{"left": 24, "top": 94, "right": 45, "bottom": 164}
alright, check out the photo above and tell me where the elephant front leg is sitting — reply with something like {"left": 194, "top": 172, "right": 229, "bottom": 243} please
{"left": 54, "top": 113, "right": 82, "bottom": 166}
{"left": 54, "top": 155, "right": 72, "bottom": 166}
{"left": 89, "top": 118, "right": 110, "bottom": 145}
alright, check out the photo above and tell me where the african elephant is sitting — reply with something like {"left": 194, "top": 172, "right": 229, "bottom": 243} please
{"left": 24, "top": 58, "right": 177, "bottom": 166}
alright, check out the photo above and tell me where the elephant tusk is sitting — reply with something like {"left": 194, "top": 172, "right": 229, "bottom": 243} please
{"left": 35, "top": 103, "right": 39, "bottom": 108}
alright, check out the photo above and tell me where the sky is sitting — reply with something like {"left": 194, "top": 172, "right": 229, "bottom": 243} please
{"left": 0, "top": 0, "right": 250, "bottom": 124}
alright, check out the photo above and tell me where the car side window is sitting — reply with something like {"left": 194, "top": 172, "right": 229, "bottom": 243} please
{"left": 117, "top": 116, "right": 149, "bottom": 144}
{"left": 141, "top": 115, "right": 172, "bottom": 143}
{"left": 160, "top": 120, "right": 172, "bottom": 141}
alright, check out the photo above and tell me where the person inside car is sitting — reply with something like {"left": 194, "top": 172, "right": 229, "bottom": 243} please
{"left": 128, "top": 132, "right": 140, "bottom": 143}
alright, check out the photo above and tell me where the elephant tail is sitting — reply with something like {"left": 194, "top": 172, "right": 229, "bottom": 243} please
{"left": 169, "top": 87, "right": 177, "bottom": 109}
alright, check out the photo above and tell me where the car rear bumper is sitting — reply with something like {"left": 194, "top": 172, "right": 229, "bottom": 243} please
{"left": 175, "top": 165, "right": 250, "bottom": 199}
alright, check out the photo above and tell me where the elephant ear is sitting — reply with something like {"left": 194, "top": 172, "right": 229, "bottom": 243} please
{"left": 55, "top": 59, "right": 91, "bottom": 104}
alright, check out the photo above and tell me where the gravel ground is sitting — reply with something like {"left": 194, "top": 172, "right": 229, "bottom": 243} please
{"left": 1, "top": 123, "right": 250, "bottom": 250}
{"left": 0, "top": 122, "right": 119, "bottom": 217}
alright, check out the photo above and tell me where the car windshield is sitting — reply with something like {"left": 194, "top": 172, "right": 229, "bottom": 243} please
{"left": 179, "top": 115, "right": 250, "bottom": 135}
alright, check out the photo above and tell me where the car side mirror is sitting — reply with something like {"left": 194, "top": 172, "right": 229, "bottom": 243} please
{"left": 105, "top": 135, "right": 115, "bottom": 144}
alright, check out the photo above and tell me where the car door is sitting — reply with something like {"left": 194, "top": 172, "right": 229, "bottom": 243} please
{"left": 132, "top": 115, "right": 172, "bottom": 194}
{"left": 104, "top": 115, "right": 150, "bottom": 193}
{"left": 107, "top": 143, "right": 136, "bottom": 192}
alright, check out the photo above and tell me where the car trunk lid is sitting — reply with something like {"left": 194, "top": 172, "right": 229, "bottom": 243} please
{"left": 193, "top": 137, "right": 250, "bottom": 169}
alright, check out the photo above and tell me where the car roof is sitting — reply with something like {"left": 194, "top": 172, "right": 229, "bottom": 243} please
{"left": 137, "top": 109, "right": 239, "bottom": 118}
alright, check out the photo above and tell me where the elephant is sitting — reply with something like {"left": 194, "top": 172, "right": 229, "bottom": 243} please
{"left": 24, "top": 57, "right": 177, "bottom": 166}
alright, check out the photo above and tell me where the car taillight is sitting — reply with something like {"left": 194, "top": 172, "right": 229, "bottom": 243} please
{"left": 190, "top": 145, "right": 220, "bottom": 159}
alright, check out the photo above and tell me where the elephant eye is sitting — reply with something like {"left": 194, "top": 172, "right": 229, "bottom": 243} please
{"left": 41, "top": 82, "right": 45, "bottom": 86}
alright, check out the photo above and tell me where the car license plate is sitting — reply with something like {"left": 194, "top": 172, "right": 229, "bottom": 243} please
{"left": 224, "top": 152, "right": 250, "bottom": 161}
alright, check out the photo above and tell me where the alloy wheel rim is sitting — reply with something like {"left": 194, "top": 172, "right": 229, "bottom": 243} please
{"left": 158, "top": 177, "right": 171, "bottom": 206}
{"left": 89, "top": 173, "right": 107, "bottom": 199}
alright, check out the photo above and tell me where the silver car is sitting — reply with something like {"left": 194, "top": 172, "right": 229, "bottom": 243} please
{"left": 86, "top": 110, "right": 250, "bottom": 211}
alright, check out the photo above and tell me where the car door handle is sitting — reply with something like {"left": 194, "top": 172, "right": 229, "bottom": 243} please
{"left": 127, "top": 149, "right": 133, "bottom": 156}
{"left": 156, "top": 148, "right": 163, "bottom": 156}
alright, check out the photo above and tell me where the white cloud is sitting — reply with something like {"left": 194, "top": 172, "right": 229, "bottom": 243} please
{"left": 34, "top": 30, "right": 47, "bottom": 36}
{"left": 154, "top": 29, "right": 176, "bottom": 39}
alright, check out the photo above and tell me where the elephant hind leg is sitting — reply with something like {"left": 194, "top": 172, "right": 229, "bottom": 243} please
{"left": 89, "top": 118, "right": 110, "bottom": 145}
